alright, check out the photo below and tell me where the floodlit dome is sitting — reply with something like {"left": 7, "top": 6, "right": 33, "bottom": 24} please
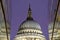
{"left": 15, "top": 19, "right": 46, "bottom": 40}
{"left": 19, "top": 20, "right": 41, "bottom": 30}
{"left": 15, "top": 4, "right": 46, "bottom": 40}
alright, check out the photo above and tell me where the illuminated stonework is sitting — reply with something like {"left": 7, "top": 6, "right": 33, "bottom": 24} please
{"left": 0, "top": 22, "right": 10, "bottom": 40}
{"left": 15, "top": 21, "right": 46, "bottom": 40}
{"left": 48, "top": 22, "right": 60, "bottom": 40}
{"left": 15, "top": 5, "right": 46, "bottom": 40}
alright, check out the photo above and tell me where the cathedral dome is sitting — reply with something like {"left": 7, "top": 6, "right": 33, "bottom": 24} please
{"left": 17, "top": 4, "right": 42, "bottom": 34}
{"left": 16, "top": 19, "right": 45, "bottom": 40}
{"left": 15, "top": 4, "right": 46, "bottom": 40}
{"left": 18, "top": 4, "right": 41, "bottom": 31}
{"left": 19, "top": 20, "right": 41, "bottom": 30}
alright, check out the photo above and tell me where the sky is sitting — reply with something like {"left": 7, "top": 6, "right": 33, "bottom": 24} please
{"left": 0, "top": 0, "right": 58, "bottom": 40}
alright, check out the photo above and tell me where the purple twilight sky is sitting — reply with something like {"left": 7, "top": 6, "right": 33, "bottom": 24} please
{"left": 7, "top": 0, "right": 58, "bottom": 40}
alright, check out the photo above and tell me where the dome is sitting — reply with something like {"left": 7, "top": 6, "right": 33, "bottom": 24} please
{"left": 16, "top": 19, "right": 45, "bottom": 40}
{"left": 17, "top": 4, "right": 42, "bottom": 35}
{"left": 15, "top": 4, "right": 46, "bottom": 40}
{"left": 18, "top": 4, "right": 41, "bottom": 31}
{"left": 19, "top": 20, "right": 41, "bottom": 30}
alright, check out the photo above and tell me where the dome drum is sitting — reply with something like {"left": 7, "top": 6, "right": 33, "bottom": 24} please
{"left": 15, "top": 34, "right": 45, "bottom": 40}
